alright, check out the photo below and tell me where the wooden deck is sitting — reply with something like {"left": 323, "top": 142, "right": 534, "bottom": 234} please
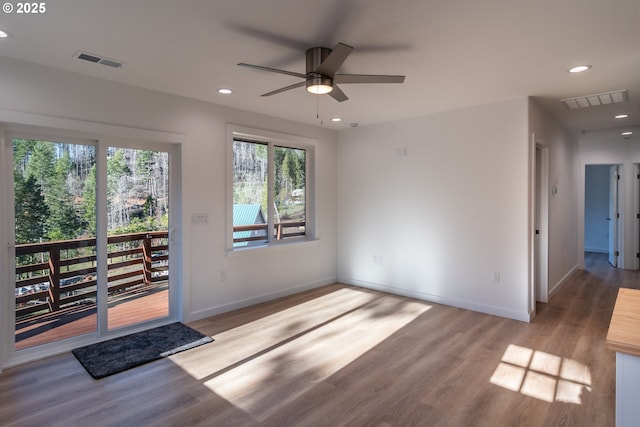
{"left": 15, "top": 285, "right": 168, "bottom": 351}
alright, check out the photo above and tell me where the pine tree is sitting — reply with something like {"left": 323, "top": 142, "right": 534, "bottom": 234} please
{"left": 82, "top": 165, "right": 97, "bottom": 236}
{"left": 107, "top": 149, "right": 131, "bottom": 231}
{"left": 25, "top": 141, "right": 55, "bottom": 194}
{"left": 14, "top": 172, "right": 49, "bottom": 244}
{"left": 47, "top": 152, "right": 81, "bottom": 240}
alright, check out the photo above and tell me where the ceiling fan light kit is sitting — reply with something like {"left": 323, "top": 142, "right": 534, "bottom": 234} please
{"left": 306, "top": 76, "right": 333, "bottom": 94}
{"left": 238, "top": 42, "right": 405, "bottom": 103}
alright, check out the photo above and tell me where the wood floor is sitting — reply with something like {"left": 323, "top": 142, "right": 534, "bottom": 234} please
{"left": 0, "top": 253, "right": 635, "bottom": 426}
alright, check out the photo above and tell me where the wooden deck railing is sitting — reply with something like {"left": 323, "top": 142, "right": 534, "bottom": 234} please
{"left": 15, "top": 222, "right": 303, "bottom": 319}
{"left": 15, "top": 231, "right": 169, "bottom": 320}
{"left": 233, "top": 220, "right": 305, "bottom": 244}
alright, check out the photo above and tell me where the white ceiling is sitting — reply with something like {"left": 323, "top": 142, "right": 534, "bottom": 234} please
{"left": 1, "top": 0, "right": 639, "bottom": 136}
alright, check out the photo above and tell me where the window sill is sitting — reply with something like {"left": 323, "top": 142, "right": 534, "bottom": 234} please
{"left": 226, "top": 238, "right": 320, "bottom": 257}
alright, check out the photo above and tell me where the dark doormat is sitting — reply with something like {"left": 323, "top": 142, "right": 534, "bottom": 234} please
{"left": 72, "top": 322, "right": 213, "bottom": 379}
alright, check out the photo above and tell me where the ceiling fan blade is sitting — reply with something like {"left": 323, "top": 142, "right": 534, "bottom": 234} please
{"left": 227, "top": 24, "right": 308, "bottom": 51}
{"left": 334, "top": 74, "right": 406, "bottom": 84}
{"left": 238, "top": 63, "right": 307, "bottom": 79}
{"left": 314, "top": 43, "right": 353, "bottom": 76}
{"left": 328, "top": 85, "right": 348, "bottom": 102}
{"left": 261, "top": 81, "right": 307, "bottom": 97}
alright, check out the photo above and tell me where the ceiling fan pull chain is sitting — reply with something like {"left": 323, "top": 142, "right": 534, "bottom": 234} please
{"left": 317, "top": 95, "right": 324, "bottom": 125}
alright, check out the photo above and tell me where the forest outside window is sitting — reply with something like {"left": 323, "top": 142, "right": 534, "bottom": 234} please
{"left": 231, "top": 129, "right": 313, "bottom": 249}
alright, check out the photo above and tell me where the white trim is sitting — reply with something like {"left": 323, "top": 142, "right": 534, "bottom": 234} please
{"left": 226, "top": 123, "right": 317, "bottom": 252}
{"left": 584, "top": 247, "right": 609, "bottom": 254}
{"left": 536, "top": 143, "right": 550, "bottom": 303}
{"left": 530, "top": 134, "right": 550, "bottom": 311}
{"left": 96, "top": 142, "right": 109, "bottom": 335}
{"left": 0, "top": 126, "right": 8, "bottom": 372}
{"left": 635, "top": 164, "right": 640, "bottom": 270}
{"left": 548, "top": 264, "right": 579, "bottom": 299}
{"left": 0, "top": 108, "right": 185, "bottom": 143}
{"left": 168, "top": 146, "right": 183, "bottom": 321}
{"left": 184, "top": 276, "right": 336, "bottom": 322}
{"left": 226, "top": 238, "right": 320, "bottom": 257}
{"left": 339, "top": 277, "right": 532, "bottom": 322}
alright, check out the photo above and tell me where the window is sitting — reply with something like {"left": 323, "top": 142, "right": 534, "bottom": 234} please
{"left": 229, "top": 126, "right": 313, "bottom": 249}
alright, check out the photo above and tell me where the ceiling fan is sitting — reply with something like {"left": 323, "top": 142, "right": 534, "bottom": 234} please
{"left": 238, "top": 43, "right": 405, "bottom": 102}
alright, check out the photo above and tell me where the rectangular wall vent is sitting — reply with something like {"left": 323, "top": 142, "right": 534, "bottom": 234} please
{"left": 561, "top": 90, "right": 628, "bottom": 109}
{"left": 73, "top": 50, "right": 125, "bottom": 69}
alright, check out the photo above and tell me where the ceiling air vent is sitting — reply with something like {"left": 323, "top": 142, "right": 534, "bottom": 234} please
{"left": 73, "top": 50, "right": 125, "bottom": 69}
{"left": 561, "top": 90, "right": 628, "bottom": 109}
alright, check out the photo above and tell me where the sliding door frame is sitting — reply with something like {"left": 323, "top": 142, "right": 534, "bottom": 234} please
{"left": 1, "top": 121, "right": 182, "bottom": 369}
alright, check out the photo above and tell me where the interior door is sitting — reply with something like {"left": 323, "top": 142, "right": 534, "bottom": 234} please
{"left": 609, "top": 165, "right": 619, "bottom": 267}
{"left": 534, "top": 145, "right": 549, "bottom": 304}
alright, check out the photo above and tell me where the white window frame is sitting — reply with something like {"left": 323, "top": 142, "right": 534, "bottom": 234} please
{"left": 227, "top": 124, "right": 316, "bottom": 252}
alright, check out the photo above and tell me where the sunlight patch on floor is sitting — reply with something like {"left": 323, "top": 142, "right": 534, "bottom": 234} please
{"left": 171, "top": 288, "right": 378, "bottom": 379}
{"left": 490, "top": 344, "right": 592, "bottom": 404}
{"left": 189, "top": 289, "right": 431, "bottom": 422}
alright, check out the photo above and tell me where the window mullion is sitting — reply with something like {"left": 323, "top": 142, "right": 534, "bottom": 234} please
{"left": 267, "top": 141, "right": 274, "bottom": 244}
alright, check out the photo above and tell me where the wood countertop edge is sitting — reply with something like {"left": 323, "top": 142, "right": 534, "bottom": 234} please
{"left": 606, "top": 288, "right": 640, "bottom": 357}
{"left": 606, "top": 336, "right": 640, "bottom": 357}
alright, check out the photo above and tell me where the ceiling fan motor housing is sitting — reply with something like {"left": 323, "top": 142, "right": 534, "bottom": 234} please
{"left": 306, "top": 47, "right": 334, "bottom": 93}
{"left": 306, "top": 47, "right": 332, "bottom": 75}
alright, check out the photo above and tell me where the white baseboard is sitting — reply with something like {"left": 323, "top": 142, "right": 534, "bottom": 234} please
{"left": 337, "top": 277, "right": 531, "bottom": 322}
{"left": 548, "top": 264, "right": 579, "bottom": 299}
{"left": 584, "top": 247, "right": 608, "bottom": 254}
{"left": 185, "top": 276, "right": 337, "bottom": 322}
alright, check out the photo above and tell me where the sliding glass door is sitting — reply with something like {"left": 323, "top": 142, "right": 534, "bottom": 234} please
{"left": 10, "top": 135, "right": 174, "bottom": 352}
{"left": 13, "top": 138, "right": 98, "bottom": 350}
{"left": 106, "top": 147, "right": 170, "bottom": 330}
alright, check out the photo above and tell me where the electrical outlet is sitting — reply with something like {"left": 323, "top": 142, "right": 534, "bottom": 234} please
{"left": 220, "top": 270, "right": 227, "bottom": 282}
{"left": 492, "top": 272, "right": 501, "bottom": 284}
{"left": 373, "top": 255, "right": 384, "bottom": 265}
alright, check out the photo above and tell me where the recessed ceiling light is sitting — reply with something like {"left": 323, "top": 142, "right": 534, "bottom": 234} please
{"left": 0, "top": 29, "right": 11, "bottom": 38}
{"left": 217, "top": 88, "right": 232, "bottom": 95}
{"left": 568, "top": 65, "right": 591, "bottom": 73}
{"left": 622, "top": 131, "right": 633, "bottom": 136}
{"left": 615, "top": 114, "right": 629, "bottom": 119}
{"left": 331, "top": 117, "right": 342, "bottom": 122}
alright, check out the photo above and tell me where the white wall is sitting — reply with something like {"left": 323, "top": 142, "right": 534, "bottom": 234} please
{"left": 579, "top": 128, "right": 640, "bottom": 270}
{"left": 584, "top": 165, "right": 611, "bottom": 253}
{"left": 0, "top": 57, "right": 339, "bottom": 366}
{"left": 0, "top": 54, "right": 589, "bottom": 369}
{"left": 528, "top": 99, "right": 579, "bottom": 296}
{"left": 336, "top": 98, "right": 532, "bottom": 321}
